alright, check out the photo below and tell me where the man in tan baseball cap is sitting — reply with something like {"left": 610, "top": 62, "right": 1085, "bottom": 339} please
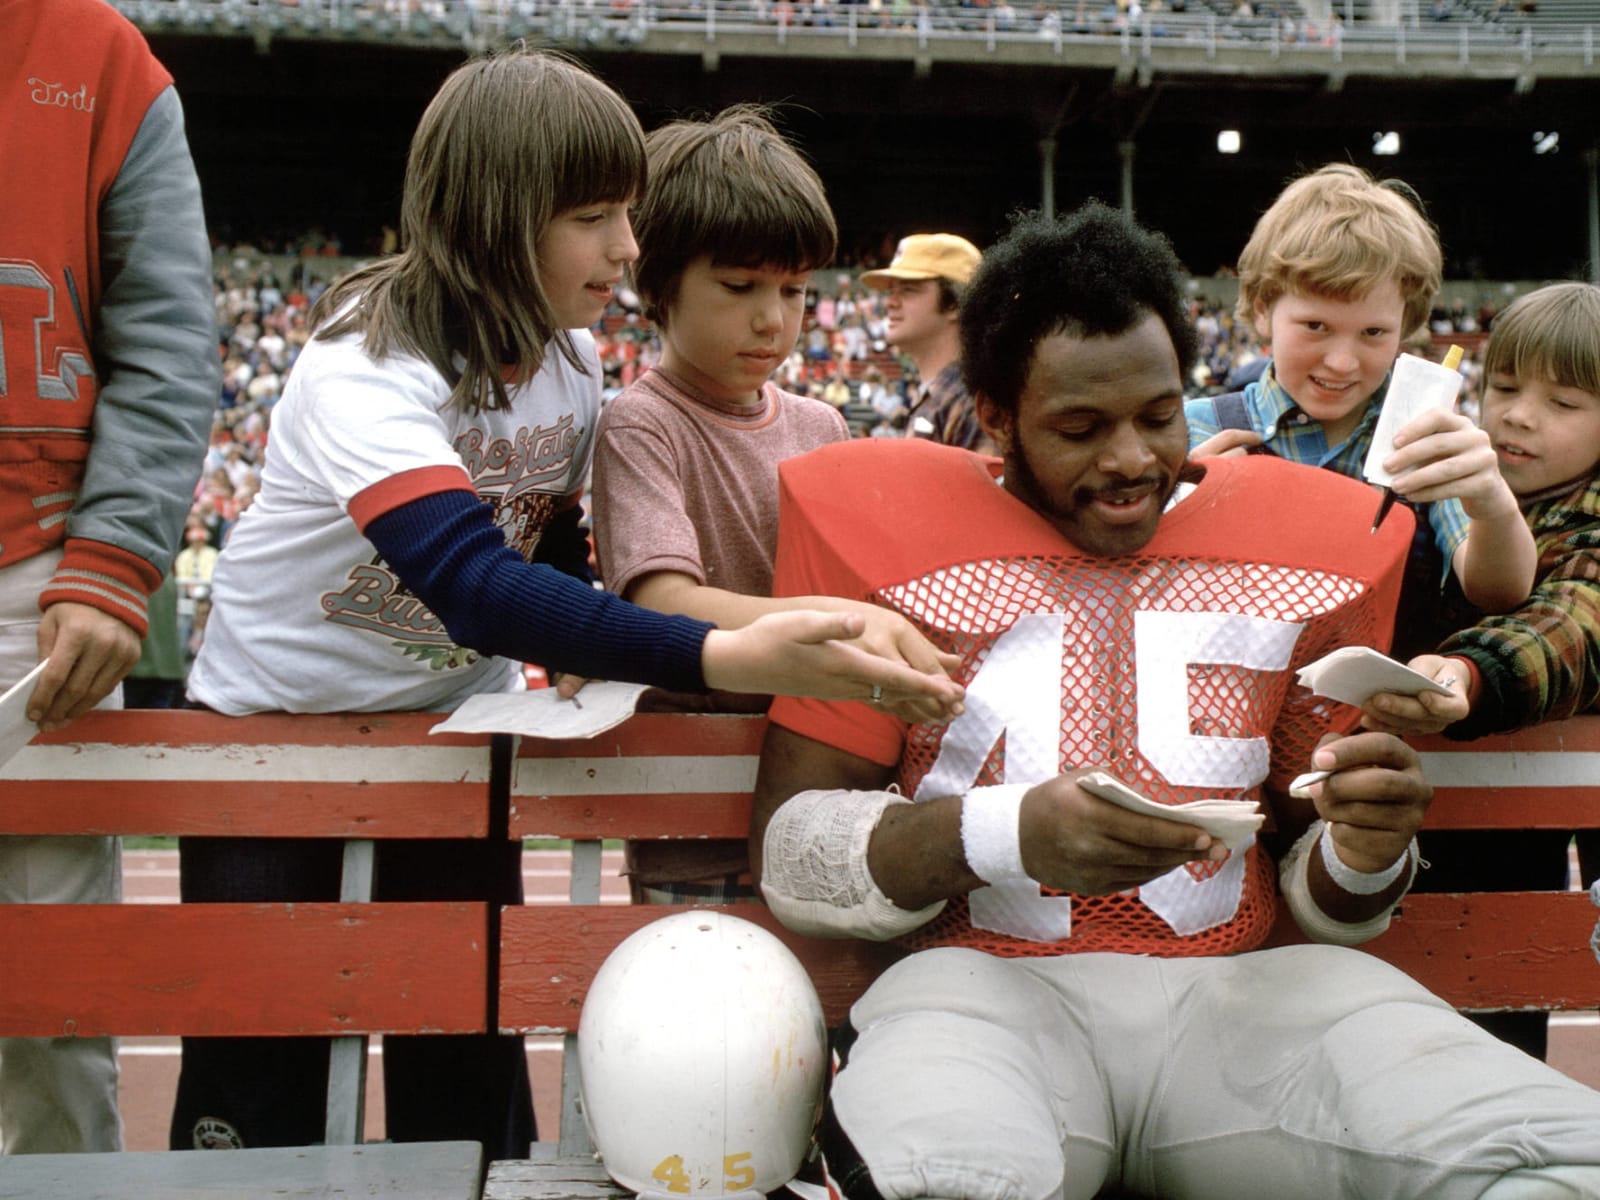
{"left": 861, "top": 233, "right": 994, "bottom": 454}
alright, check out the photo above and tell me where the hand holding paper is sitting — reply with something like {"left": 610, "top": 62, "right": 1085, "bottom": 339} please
{"left": 1295, "top": 645, "right": 1452, "bottom": 709}
{"left": 1365, "top": 347, "right": 1464, "bottom": 532}
{"left": 1076, "top": 771, "right": 1264, "bottom": 852}
{"left": 1363, "top": 348, "right": 1465, "bottom": 491}
{"left": 0, "top": 661, "right": 48, "bottom": 773}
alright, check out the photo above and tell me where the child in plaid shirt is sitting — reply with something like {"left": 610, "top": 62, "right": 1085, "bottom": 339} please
{"left": 1361, "top": 280, "right": 1600, "bottom": 1061}
{"left": 1365, "top": 282, "right": 1600, "bottom": 742}
{"left": 1184, "top": 163, "right": 1534, "bottom": 649}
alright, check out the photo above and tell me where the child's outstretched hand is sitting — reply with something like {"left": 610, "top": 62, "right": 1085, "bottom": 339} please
{"left": 1384, "top": 408, "right": 1518, "bottom": 521}
{"left": 837, "top": 601, "right": 964, "bottom": 725}
{"left": 700, "top": 610, "right": 965, "bottom": 721}
{"left": 1359, "top": 653, "right": 1470, "bottom": 735}
{"left": 551, "top": 672, "right": 591, "bottom": 700}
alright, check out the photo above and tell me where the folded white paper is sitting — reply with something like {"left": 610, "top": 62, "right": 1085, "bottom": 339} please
{"left": 1295, "top": 645, "right": 1452, "bottom": 709}
{"left": 1077, "top": 770, "right": 1264, "bottom": 851}
{"left": 428, "top": 681, "right": 650, "bottom": 740}
{"left": 0, "top": 661, "right": 48, "bottom": 773}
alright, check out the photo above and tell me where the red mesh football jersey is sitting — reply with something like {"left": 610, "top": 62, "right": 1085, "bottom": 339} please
{"left": 769, "top": 439, "right": 1412, "bottom": 959}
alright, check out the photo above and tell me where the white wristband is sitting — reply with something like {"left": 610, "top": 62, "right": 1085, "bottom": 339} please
{"left": 1280, "top": 821, "right": 1398, "bottom": 946}
{"left": 961, "top": 784, "right": 1031, "bottom": 885}
{"left": 1319, "top": 826, "right": 1415, "bottom": 895}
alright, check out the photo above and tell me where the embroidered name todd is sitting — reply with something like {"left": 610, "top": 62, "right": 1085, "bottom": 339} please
{"left": 29, "top": 78, "right": 96, "bottom": 111}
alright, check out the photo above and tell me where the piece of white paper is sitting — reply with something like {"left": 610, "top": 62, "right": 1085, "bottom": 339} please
{"left": 1295, "top": 645, "right": 1452, "bottom": 709}
{"left": 428, "top": 681, "right": 649, "bottom": 740}
{"left": 1361, "top": 353, "right": 1464, "bottom": 488}
{"left": 0, "top": 661, "right": 48, "bottom": 772}
{"left": 1077, "top": 771, "right": 1264, "bottom": 851}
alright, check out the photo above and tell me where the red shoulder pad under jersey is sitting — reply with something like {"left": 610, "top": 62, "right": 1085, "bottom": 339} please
{"left": 772, "top": 439, "right": 1038, "bottom": 598}
{"left": 1157, "top": 455, "right": 1414, "bottom": 589}
{"left": 770, "top": 440, "right": 1013, "bottom": 764}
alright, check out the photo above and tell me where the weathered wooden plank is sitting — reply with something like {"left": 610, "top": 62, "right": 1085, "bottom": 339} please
{"left": 510, "top": 713, "right": 767, "bottom": 763}
{"left": 1270, "top": 890, "right": 1600, "bottom": 1011}
{"left": 484, "top": 1155, "right": 628, "bottom": 1200}
{"left": 0, "top": 709, "right": 494, "bottom": 839}
{"left": 1366, "top": 890, "right": 1600, "bottom": 1011}
{"left": 0, "top": 1141, "right": 483, "bottom": 1200}
{"left": 511, "top": 792, "right": 753, "bottom": 841}
{"left": 509, "top": 714, "right": 764, "bottom": 839}
{"left": 0, "top": 903, "right": 489, "bottom": 1038}
{"left": 0, "top": 781, "right": 491, "bottom": 839}
{"left": 1420, "top": 788, "right": 1600, "bottom": 830}
{"left": 498, "top": 905, "right": 899, "bottom": 1033}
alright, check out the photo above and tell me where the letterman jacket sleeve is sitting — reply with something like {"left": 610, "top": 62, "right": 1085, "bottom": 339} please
{"left": 40, "top": 86, "right": 219, "bottom": 636}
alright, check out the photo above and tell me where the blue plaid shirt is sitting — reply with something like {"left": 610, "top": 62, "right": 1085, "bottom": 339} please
{"left": 1184, "top": 365, "right": 1470, "bottom": 581}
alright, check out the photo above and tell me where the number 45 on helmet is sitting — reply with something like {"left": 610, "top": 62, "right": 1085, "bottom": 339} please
{"left": 578, "top": 911, "right": 829, "bottom": 1199}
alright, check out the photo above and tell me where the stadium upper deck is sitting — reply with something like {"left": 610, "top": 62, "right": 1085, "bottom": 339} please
{"left": 115, "top": 0, "right": 1600, "bottom": 77}
{"left": 121, "top": 0, "right": 1600, "bottom": 281}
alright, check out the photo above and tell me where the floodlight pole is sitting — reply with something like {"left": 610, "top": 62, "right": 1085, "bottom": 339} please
{"left": 1039, "top": 135, "right": 1058, "bottom": 220}
{"left": 1586, "top": 144, "right": 1600, "bottom": 287}
{"left": 1119, "top": 140, "right": 1136, "bottom": 217}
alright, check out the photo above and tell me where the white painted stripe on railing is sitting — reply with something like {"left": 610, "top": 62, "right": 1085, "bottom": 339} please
{"left": 515, "top": 751, "right": 1600, "bottom": 797}
{"left": 0, "top": 743, "right": 489, "bottom": 784}
{"left": 1417, "top": 751, "right": 1600, "bottom": 789}
{"left": 117, "top": 1041, "right": 567, "bottom": 1057}
{"left": 512, "top": 754, "right": 759, "bottom": 796}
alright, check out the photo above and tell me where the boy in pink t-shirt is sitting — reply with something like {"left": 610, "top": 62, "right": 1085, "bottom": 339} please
{"left": 591, "top": 106, "right": 958, "bottom": 900}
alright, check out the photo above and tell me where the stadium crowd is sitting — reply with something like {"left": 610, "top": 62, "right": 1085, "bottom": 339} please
{"left": 181, "top": 245, "right": 1502, "bottom": 668}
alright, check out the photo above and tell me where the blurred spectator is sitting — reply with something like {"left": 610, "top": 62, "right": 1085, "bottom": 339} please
{"left": 861, "top": 233, "right": 994, "bottom": 452}
{"left": 822, "top": 371, "right": 853, "bottom": 408}
{"left": 173, "top": 525, "right": 219, "bottom": 662}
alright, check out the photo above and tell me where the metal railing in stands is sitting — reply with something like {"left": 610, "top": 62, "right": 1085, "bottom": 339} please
{"left": 110, "top": 0, "right": 1598, "bottom": 75}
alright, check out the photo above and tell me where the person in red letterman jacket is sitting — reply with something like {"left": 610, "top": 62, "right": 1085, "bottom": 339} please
{"left": 0, "top": 0, "right": 218, "bottom": 1155}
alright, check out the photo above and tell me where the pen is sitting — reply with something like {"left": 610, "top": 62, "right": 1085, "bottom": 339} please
{"left": 1370, "top": 344, "right": 1465, "bottom": 534}
{"left": 1369, "top": 488, "right": 1398, "bottom": 534}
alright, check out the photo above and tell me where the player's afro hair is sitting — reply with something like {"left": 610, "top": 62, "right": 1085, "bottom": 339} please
{"left": 960, "top": 202, "right": 1199, "bottom": 415}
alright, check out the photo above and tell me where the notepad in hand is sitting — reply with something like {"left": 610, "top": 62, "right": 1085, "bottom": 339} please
{"left": 1077, "top": 771, "right": 1264, "bottom": 852}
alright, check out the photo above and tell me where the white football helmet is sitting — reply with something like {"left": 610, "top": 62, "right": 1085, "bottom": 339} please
{"left": 578, "top": 911, "right": 828, "bottom": 1200}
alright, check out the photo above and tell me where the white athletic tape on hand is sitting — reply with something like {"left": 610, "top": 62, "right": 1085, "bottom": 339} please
{"left": 761, "top": 787, "right": 945, "bottom": 941}
{"left": 961, "top": 784, "right": 1032, "bottom": 885}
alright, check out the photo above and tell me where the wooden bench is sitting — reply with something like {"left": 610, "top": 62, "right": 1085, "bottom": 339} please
{"left": 2, "top": 709, "right": 1597, "bottom": 1200}
{"left": 0, "top": 710, "right": 497, "bottom": 1199}
{"left": 488, "top": 712, "right": 1600, "bottom": 1196}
